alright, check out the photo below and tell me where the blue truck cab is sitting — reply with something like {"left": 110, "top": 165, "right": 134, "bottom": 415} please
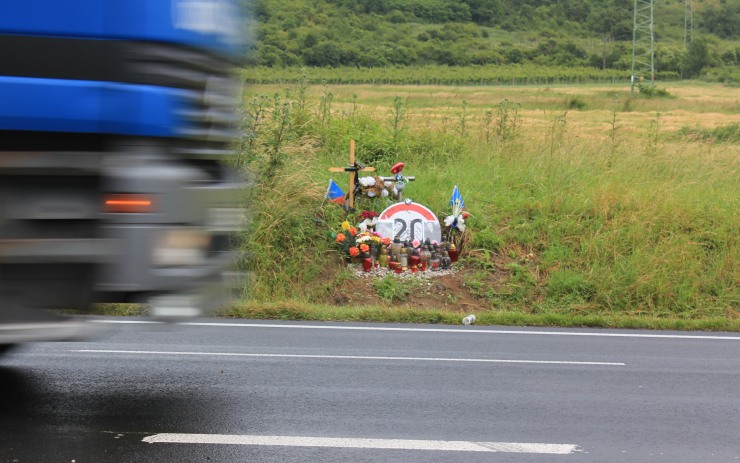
{"left": 0, "top": 0, "right": 246, "bottom": 344}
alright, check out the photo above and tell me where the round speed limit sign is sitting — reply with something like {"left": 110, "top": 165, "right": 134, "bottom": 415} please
{"left": 376, "top": 201, "right": 442, "bottom": 243}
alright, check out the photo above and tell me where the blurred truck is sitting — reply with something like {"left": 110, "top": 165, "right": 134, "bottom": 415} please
{"left": 0, "top": 0, "right": 246, "bottom": 350}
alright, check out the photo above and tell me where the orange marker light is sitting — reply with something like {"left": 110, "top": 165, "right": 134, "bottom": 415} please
{"left": 104, "top": 194, "right": 155, "bottom": 213}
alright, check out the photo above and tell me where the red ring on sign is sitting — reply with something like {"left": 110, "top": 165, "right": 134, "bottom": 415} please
{"left": 380, "top": 202, "right": 437, "bottom": 221}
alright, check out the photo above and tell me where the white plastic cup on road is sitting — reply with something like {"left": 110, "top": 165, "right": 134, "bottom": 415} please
{"left": 462, "top": 315, "right": 476, "bottom": 325}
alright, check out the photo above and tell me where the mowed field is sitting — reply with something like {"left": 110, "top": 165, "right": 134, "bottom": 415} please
{"left": 250, "top": 81, "right": 740, "bottom": 136}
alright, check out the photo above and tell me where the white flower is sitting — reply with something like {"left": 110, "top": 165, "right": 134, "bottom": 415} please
{"left": 381, "top": 189, "right": 389, "bottom": 197}
{"left": 358, "top": 176, "right": 376, "bottom": 187}
{"left": 367, "top": 190, "right": 376, "bottom": 197}
{"left": 384, "top": 181, "right": 392, "bottom": 188}
{"left": 444, "top": 215, "right": 466, "bottom": 232}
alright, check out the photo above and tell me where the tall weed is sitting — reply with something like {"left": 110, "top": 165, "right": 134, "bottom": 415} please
{"left": 238, "top": 81, "right": 739, "bottom": 316}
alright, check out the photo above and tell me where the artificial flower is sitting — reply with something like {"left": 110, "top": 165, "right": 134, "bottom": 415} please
{"left": 412, "top": 239, "right": 420, "bottom": 248}
{"left": 381, "top": 237, "right": 391, "bottom": 245}
{"left": 359, "top": 243, "right": 370, "bottom": 253}
{"left": 341, "top": 221, "right": 350, "bottom": 231}
{"left": 444, "top": 214, "right": 466, "bottom": 232}
{"left": 336, "top": 233, "right": 345, "bottom": 243}
{"left": 358, "top": 176, "right": 376, "bottom": 187}
{"left": 349, "top": 246, "right": 360, "bottom": 257}
{"left": 348, "top": 227, "right": 357, "bottom": 236}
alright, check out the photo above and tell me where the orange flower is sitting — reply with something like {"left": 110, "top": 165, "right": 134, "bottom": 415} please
{"left": 348, "top": 227, "right": 357, "bottom": 236}
{"left": 359, "top": 243, "right": 370, "bottom": 253}
{"left": 349, "top": 246, "right": 360, "bottom": 257}
{"left": 381, "top": 237, "right": 391, "bottom": 245}
{"left": 336, "top": 233, "right": 345, "bottom": 243}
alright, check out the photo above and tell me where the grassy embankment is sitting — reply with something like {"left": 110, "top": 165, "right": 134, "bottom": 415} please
{"left": 101, "top": 80, "right": 740, "bottom": 330}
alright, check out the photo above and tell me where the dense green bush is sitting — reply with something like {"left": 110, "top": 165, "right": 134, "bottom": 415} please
{"left": 246, "top": 0, "right": 739, "bottom": 77}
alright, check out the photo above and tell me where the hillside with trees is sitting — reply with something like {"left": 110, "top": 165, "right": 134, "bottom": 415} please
{"left": 245, "top": 0, "right": 740, "bottom": 80}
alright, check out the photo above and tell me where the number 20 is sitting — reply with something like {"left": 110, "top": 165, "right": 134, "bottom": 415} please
{"left": 394, "top": 218, "right": 422, "bottom": 241}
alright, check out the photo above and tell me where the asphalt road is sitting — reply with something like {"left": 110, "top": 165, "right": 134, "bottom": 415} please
{"left": 0, "top": 318, "right": 738, "bottom": 463}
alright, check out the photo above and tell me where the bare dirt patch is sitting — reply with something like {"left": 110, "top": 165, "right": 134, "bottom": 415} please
{"left": 335, "top": 269, "right": 479, "bottom": 311}
{"left": 325, "top": 249, "right": 533, "bottom": 313}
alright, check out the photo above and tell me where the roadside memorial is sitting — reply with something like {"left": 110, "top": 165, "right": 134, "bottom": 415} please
{"left": 324, "top": 141, "right": 471, "bottom": 278}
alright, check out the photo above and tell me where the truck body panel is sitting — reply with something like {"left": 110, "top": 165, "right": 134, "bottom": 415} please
{"left": 0, "top": 0, "right": 247, "bottom": 346}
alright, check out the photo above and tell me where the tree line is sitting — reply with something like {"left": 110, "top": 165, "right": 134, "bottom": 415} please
{"left": 245, "top": 0, "right": 739, "bottom": 79}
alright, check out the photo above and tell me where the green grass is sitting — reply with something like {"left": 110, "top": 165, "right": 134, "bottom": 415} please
{"left": 220, "top": 80, "right": 740, "bottom": 329}
{"left": 215, "top": 302, "right": 740, "bottom": 332}
{"left": 85, "top": 301, "right": 740, "bottom": 331}
{"left": 677, "top": 123, "right": 740, "bottom": 143}
{"left": 373, "top": 276, "right": 416, "bottom": 302}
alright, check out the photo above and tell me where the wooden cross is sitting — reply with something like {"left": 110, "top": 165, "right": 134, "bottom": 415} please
{"left": 328, "top": 139, "right": 375, "bottom": 211}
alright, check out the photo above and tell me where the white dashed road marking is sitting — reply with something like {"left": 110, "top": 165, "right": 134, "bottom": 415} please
{"left": 142, "top": 433, "right": 582, "bottom": 454}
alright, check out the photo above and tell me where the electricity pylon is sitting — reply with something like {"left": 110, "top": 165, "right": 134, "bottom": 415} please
{"left": 684, "top": 0, "right": 693, "bottom": 50}
{"left": 631, "top": 0, "right": 655, "bottom": 92}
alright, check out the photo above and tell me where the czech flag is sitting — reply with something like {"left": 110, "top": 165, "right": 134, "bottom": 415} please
{"left": 326, "top": 179, "right": 346, "bottom": 205}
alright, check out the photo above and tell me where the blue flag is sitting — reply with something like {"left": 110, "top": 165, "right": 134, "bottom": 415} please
{"left": 326, "top": 179, "right": 346, "bottom": 205}
{"left": 449, "top": 185, "right": 465, "bottom": 213}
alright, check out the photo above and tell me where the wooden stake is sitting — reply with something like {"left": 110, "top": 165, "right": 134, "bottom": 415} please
{"left": 348, "top": 140, "right": 356, "bottom": 209}
{"left": 328, "top": 139, "right": 375, "bottom": 211}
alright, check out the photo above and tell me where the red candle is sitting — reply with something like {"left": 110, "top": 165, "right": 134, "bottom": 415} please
{"left": 362, "top": 257, "right": 372, "bottom": 272}
{"left": 449, "top": 247, "right": 458, "bottom": 263}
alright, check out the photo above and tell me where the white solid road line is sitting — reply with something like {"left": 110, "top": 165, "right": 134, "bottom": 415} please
{"left": 74, "top": 349, "right": 624, "bottom": 366}
{"left": 91, "top": 320, "right": 740, "bottom": 340}
{"left": 142, "top": 433, "right": 581, "bottom": 454}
